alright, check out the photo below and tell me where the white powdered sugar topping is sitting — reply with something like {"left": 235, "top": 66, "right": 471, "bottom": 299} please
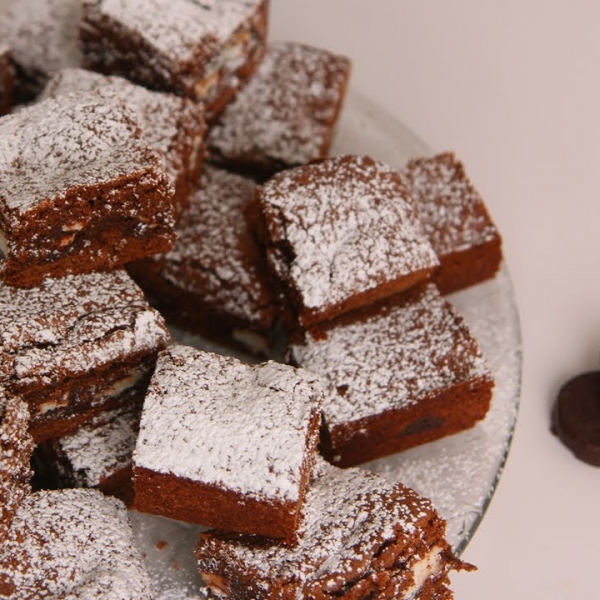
{"left": 258, "top": 155, "right": 439, "bottom": 314}
{"left": 290, "top": 283, "right": 492, "bottom": 427}
{"left": 0, "top": 0, "right": 83, "bottom": 77}
{"left": 134, "top": 344, "right": 324, "bottom": 501}
{"left": 400, "top": 152, "right": 500, "bottom": 255}
{"left": 208, "top": 41, "right": 351, "bottom": 167}
{"left": 0, "top": 270, "right": 170, "bottom": 388}
{"left": 0, "top": 489, "right": 154, "bottom": 599}
{"left": 0, "top": 90, "right": 155, "bottom": 216}
{"left": 91, "top": 0, "right": 262, "bottom": 61}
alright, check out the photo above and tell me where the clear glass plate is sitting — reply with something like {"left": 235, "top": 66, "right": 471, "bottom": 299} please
{"left": 131, "top": 89, "right": 523, "bottom": 598}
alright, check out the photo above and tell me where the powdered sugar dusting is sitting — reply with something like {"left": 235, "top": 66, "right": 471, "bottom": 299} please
{"left": 0, "top": 489, "right": 154, "bottom": 599}
{"left": 258, "top": 155, "right": 439, "bottom": 314}
{"left": 134, "top": 344, "right": 323, "bottom": 501}
{"left": 208, "top": 41, "right": 351, "bottom": 168}
{"left": 291, "top": 283, "right": 491, "bottom": 427}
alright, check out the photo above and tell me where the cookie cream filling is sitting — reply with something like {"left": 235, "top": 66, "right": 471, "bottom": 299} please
{"left": 405, "top": 545, "right": 445, "bottom": 599}
{"left": 0, "top": 229, "right": 7, "bottom": 257}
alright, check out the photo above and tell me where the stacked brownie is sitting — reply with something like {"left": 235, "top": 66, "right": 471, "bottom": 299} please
{"left": 0, "top": 0, "right": 505, "bottom": 597}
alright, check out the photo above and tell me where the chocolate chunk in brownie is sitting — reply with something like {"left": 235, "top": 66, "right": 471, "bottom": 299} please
{"left": 0, "top": 46, "right": 14, "bottom": 115}
{"left": 0, "top": 269, "right": 171, "bottom": 443}
{"left": 400, "top": 152, "right": 503, "bottom": 294}
{"left": 133, "top": 344, "right": 323, "bottom": 540}
{"left": 207, "top": 41, "right": 351, "bottom": 178}
{"left": 80, "top": 0, "right": 269, "bottom": 122}
{"left": 0, "top": 488, "right": 154, "bottom": 599}
{"left": 250, "top": 154, "right": 439, "bottom": 329}
{"left": 0, "top": 90, "right": 176, "bottom": 288}
{"left": 289, "top": 283, "right": 494, "bottom": 467}
{"left": 128, "top": 165, "right": 279, "bottom": 355}
{"left": 41, "top": 67, "right": 207, "bottom": 211}
{"left": 197, "top": 459, "right": 471, "bottom": 599}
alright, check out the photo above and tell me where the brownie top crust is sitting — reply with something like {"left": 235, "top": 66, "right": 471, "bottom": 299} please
{"left": 290, "top": 283, "right": 492, "bottom": 427}
{"left": 0, "top": 489, "right": 153, "bottom": 599}
{"left": 0, "top": 270, "right": 170, "bottom": 389}
{"left": 400, "top": 152, "right": 500, "bottom": 256}
{"left": 134, "top": 344, "right": 324, "bottom": 502}
{"left": 256, "top": 154, "right": 439, "bottom": 317}
{"left": 88, "top": 0, "right": 263, "bottom": 62}
{"left": 0, "top": 90, "right": 162, "bottom": 217}
{"left": 208, "top": 41, "right": 351, "bottom": 167}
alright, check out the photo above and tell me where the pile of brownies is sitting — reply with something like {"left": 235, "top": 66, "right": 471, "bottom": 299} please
{"left": 0, "top": 0, "right": 504, "bottom": 598}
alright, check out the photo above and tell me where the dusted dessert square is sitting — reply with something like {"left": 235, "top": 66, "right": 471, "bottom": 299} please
{"left": 207, "top": 41, "right": 351, "bottom": 177}
{"left": 128, "top": 165, "right": 279, "bottom": 355}
{"left": 80, "top": 0, "right": 269, "bottom": 122}
{"left": 133, "top": 344, "right": 323, "bottom": 540}
{"left": 197, "top": 459, "right": 470, "bottom": 600}
{"left": 250, "top": 154, "right": 439, "bottom": 329}
{"left": 400, "top": 152, "right": 503, "bottom": 294}
{"left": 41, "top": 68, "right": 207, "bottom": 211}
{"left": 0, "top": 0, "right": 83, "bottom": 102}
{"left": 0, "top": 489, "right": 154, "bottom": 599}
{"left": 0, "top": 270, "right": 171, "bottom": 443}
{"left": 289, "top": 283, "right": 494, "bottom": 467}
{"left": 0, "top": 90, "right": 176, "bottom": 288}
{"left": 0, "top": 46, "right": 14, "bottom": 115}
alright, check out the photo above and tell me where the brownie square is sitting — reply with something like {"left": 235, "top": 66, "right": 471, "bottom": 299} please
{"left": 41, "top": 67, "right": 207, "bottom": 211}
{"left": 0, "top": 46, "right": 14, "bottom": 115}
{"left": 400, "top": 152, "right": 503, "bottom": 294}
{"left": 128, "top": 165, "right": 279, "bottom": 355}
{"left": 251, "top": 154, "right": 439, "bottom": 329}
{"left": 80, "top": 0, "right": 269, "bottom": 122}
{"left": 207, "top": 41, "right": 351, "bottom": 178}
{"left": 197, "top": 459, "right": 469, "bottom": 599}
{"left": 288, "top": 283, "right": 494, "bottom": 467}
{"left": 0, "top": 90, "right": 176, "bottom": 288}
{"left": 0, "top": 489, "right": 154, "bottom": 599}
{"left": 133, "top": 344, "right": 324, "bottom": 540}
{"left": 0, "top": 0, "right": 83, "bottom": 102}
{"left": 0, "top": 269, "right": 171, "bottom": 443}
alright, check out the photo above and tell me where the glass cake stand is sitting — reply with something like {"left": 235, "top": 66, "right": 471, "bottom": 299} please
{"left": 130, "top": 89, "right": 523, "bottom": 598}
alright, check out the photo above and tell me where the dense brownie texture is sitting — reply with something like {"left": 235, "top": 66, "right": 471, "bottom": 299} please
{"left": 551, "top": 371, "right": 600, "bottom": 466}
{"left": 0, "top": 393, "right": 34, "bottom": 544}
{"left": 133, "top": 344, "right": 323, "bottom": 540}
{"left": 400, "top": 152, "right": 503, "bottom": 294}
{"left": 128, "top": 165, "right": 279, "bottom": 355}
{"left": 289, "top": 283, "right": 494, "bottom": 467}
{"left": 0, "top": 90, "right": 176, "bottom": 288}
{"left": 0, "top": 270, "right": 171, "bottom": 443}
{"left": 0, "top": 489, "right": 153, "bottom": 599}
{"left": 197, "top": 460, "right": 470, "bottom": 599}
{"left": 41, "top": 67, "right": 207, "bottom": 211}
{"left": 207, "top": 41, "right": 351, "bottom": 178}
{"left": 0, "top": 46, "right": 14, "bottom": 115}
{"left": 80, "top": 0, "right": 269, "bottom": 122}
{"left": 251, "top": 154, "right": 439, "bottom": 329}
{"left": 36, "top": 403, "right": 142, "bottom": 506}
{"left": 0, "top": 0, "right": 83, "bottom": 102}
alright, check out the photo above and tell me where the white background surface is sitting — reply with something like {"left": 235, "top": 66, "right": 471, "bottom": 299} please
{"left": 270, "top": 1, "right": 600, "bottom": 599}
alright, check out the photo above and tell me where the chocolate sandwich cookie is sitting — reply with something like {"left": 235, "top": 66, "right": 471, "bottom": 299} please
{"left": 552, "top": 371, "right": 600, "bottom": 466}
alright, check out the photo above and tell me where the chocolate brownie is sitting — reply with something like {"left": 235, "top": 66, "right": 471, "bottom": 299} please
{"left": 250, "top": 154, "right": 439, "bottom": 329}
{"left": 0, "top": 269, "right": 171, "bottom": 443}
{"left": 0, "top": 90, "right": 176, "bottom": 288}
{"left": 0, "top": 46, "right": 14, "bottom": 115}
{"left": 289, "top": 283, "right": 494, "bottom": 467}
{"left": 0, "top": 488, "right": 154, "bottom": 599}
{"left": 36, "top": 403, "right": 142, "bottom": 505}
{"left": 400, "top": 152, "right": 503, "bottom": 294}
{"left": 41, "top": 67, "right": 207, "bottom": 211}
{"left": 128, "top": 165, "right": 279, "bottom": 355}
{"left": 0, "top": 0, "right": 83, "bottom": 102}
{"left": 207, "top": 41, "right": 351, "bottom": 177}
{"left": 80, "top": 0, "right": 269, "bottom": 122}
{"left": 197, "top": 459, "right": 470, "bottom": 599}
{"left": 133, "top": 344, "right": 323, "bottom": 540}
